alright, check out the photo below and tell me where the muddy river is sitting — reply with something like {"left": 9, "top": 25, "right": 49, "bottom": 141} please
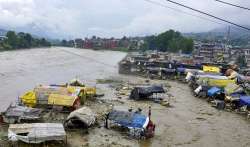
{"left": 0, "top": 47, "right": 250, "bottom": 147}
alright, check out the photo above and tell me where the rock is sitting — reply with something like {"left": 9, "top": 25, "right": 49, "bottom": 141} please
{"left": 161, "top": 100, "right": 170, "bottom": 107}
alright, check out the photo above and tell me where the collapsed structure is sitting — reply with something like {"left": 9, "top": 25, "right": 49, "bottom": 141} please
{"left": 105, "top": 107, "right": 155, "bottom": 139}
{"left": 8, "top": 123, "right": 66, "bottom": 144}
{"left": 1, "top": 105, "right": 42, "bottom": 124}
{"left": 64, "top": 107, "right": 96, "bottom": 128}
{"left": 119, "top": 52, "right": 250, "bottom": 117}
{"left": 20, "top": 81, "right": 96, "bottom": 110}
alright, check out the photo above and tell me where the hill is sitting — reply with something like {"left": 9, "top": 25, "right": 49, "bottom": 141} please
{"left": 184, "top": 26, "right": 250, "bottom": 47}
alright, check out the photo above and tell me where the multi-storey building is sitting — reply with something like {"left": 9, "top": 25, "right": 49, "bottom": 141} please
{"left": 194, "top": 43, "right": 230, "bottom": 63}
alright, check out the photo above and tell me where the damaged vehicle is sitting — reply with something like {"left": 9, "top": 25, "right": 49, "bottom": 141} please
{"left": 64, "top": 107, "right": 96, "bottom": 129}
{"left": 1, "top": 105, "right": 42, "bottom": 124}
{"left": 105, "top": 107, "right": 155, "bottom": 139}
{"left": 8, "top": 123, "right": 66, "bottom": 144}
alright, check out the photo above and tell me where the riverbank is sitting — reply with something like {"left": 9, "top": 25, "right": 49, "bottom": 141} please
{"left": 0, "top": 46, "right": 51, "bottom": 52}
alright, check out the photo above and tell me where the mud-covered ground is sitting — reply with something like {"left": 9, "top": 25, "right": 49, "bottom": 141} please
{"left": 0, "top": 47, "right": 250, "bottom": 147}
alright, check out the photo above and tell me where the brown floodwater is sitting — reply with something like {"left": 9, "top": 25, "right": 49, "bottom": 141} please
{"left": 0, "top": 47, "right": 250, "bottom": 147}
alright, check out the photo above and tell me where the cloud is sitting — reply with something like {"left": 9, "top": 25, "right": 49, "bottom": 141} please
{"left": 0, "top": 0, "right": 249, "bottom": 38}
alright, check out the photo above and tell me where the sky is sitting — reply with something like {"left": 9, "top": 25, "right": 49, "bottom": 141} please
{"left": 0, "top": 0, "right": 249, "bottom": 39}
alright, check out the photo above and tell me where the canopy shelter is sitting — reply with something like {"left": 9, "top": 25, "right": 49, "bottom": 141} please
{"left": 64, "top": 107, "right": 96, "bottom": 128}
{"left": 130, "top": 85, "right": 165, "bottom": 100}
{"left": 107, "top": 110, "right": 149, "bottom": 129}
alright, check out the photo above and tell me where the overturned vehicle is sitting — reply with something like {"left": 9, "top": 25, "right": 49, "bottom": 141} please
{"left": 105, "top": 107, "right": 155, "bottom": 139}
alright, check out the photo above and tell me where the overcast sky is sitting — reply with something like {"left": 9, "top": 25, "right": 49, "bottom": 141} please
{"left": 0, "top": 0, "right": 249, "bottom": 39}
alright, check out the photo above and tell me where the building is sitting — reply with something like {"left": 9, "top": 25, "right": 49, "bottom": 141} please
{"left": 74, "top": 38, "right": 84, "bottom": 48}
{"left": 242, "top": 48, "right": 250, "bottom": 67}
{"left": 194, "top": 43, "right": 230, "bottom": 63}
{"left": 0, "top": 35, "right": 7, "bottom": 42}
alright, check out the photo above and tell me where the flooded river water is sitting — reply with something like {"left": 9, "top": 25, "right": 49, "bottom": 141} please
{"left": 0, "top": 47, "right": 125, "bottom": 112}
{"left": 0, "top": 47, "right": 250, "bottom": 147}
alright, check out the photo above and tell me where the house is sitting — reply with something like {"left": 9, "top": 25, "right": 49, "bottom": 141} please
{"left": 0, "top": 35, "right": 7, "bottom": 42}
{"left": 242, "top": 48, "right": 250, "bottom": 67}
{"left": 195, "top": 43, "right": 230, "bottom": 63}
{"left": 228, "top": 48, "right": 250, "bottom": 67}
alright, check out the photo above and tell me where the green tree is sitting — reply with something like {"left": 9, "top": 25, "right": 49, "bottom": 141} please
{"left": 141, "top": 29, "right": 194, "bottom": 53}
{"left": 6, "top": 31, "right": 18, "bottom": 49}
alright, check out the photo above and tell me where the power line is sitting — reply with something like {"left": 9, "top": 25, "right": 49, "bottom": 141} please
{"left": 165, "top": 0, "right": 250, "bottom": 31}
{"left": 60, "top": 48, "right": 117, "bottom": 69}
{"left": 143, "top": 0, "right": 225, "bottom": 25}
{"left": 215, "top": 0, "right": 250, "bottom": 11}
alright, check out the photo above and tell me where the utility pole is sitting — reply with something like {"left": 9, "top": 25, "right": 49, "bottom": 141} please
{"left": 226, "top": 26, "right": 231, "bottom": 61}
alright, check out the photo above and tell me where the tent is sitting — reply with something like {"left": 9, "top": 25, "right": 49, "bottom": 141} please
{"left": 64, "top": 107, "right": 96, "bottom": 128}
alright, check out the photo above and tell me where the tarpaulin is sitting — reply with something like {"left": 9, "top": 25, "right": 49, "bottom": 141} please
{"left": 224, "top": 83, "right": 243, "bottom": 95}
{"left": 8, "top": 123, "right": 66, "bottom": 144}
{"left": 203, "top": 65, "right": 220, "bottom": 73}
{"left": 48, "top": 94, "right": 77, "bottom": 107}
{"left": 65, "top": 107, "right": 96, "bottom": 128}
{"left": 3, "top": 105, "right": 42, "bottom": 123}
{"left": 207, "top": 87, "right": 221, "bottom": 97}
{"left": 239, "top": 96, "right": 250, "bottom": 107}
{"left": 20, "top": 91, "right": 37, "bottom": 107}
{"left": 177, "top": 67, "right": 186, "bottom": 73}
{"left": 130, "top": 85, "right": 165, "bottom": 100}
{"left": 108, "top": 110, "right": 148, "bottom": 129}
{"left": 207, "top": 79, "right": 235, "bottom": 88}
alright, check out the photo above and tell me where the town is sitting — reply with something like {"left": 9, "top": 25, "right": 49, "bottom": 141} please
{"left": 0, "top": 0, "right": 250, "bottom": 147}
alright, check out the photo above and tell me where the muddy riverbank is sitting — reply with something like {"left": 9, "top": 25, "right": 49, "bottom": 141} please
{"left": 0, "top": 47, "right": 250, "bottom": 147}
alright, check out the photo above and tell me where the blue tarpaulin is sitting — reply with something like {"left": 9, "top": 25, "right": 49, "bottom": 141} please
{"left": 177, "top": 68, "right": 185, "bottom": 73}
{"left": 207, "top": 87, "right": 222, "bottom": 97}
{"left": 108, "top": 110, "right": 147, "bottom": 128}
{"left": 239, "top": 96, "right": 250, "bottom": 107}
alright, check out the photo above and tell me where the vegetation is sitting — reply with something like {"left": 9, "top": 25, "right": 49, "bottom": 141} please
{"left": 0, "top": 31, "right": 51, "bottom": 51}
{"left": 141, "top": 30, "right": 194, "bottom": 53}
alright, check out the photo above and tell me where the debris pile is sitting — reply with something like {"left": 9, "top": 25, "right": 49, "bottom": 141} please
{"left": 0, "top": 78, "right": 159, "bottom": 146}
{"left": 8, "top": 123, "right": 66, "bottom": 144}
{"left": 119, "top": 52, "right": 250, "bottom": 119}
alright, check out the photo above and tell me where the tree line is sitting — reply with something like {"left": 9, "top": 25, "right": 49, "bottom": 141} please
{"left": 140, "top": 30, "right": 194, "bottom": 53}
{"left": 0, "top": 31, "right": 51, "bottom": 50}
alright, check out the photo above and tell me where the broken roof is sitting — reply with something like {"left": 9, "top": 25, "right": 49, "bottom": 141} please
{"left": 4, "top": 105, "right": 41, "bottom": 119}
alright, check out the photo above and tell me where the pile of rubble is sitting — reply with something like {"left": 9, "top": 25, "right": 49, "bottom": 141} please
{"left": 0, "top": 78, "right": 166, "bottom": 146}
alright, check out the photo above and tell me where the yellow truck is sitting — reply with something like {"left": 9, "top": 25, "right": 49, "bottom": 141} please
{"left": 20, "top": 85, "right": 96, "bottom": 109}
